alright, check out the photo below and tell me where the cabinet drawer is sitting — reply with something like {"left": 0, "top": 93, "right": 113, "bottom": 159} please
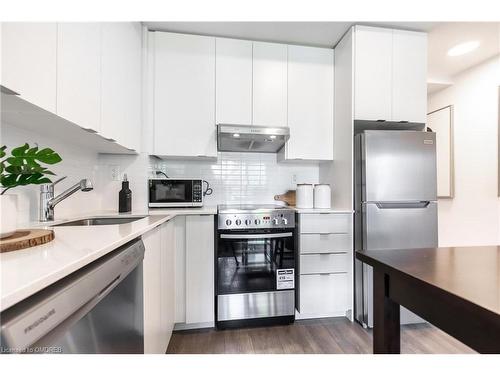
{"left": 300, "top": 233, "right": 351, "bottom": 253}
{"left": 300, "top": 214, "right": 351, "bottom": 234}
{"left": 299, "top": 273, "right": 349, "bottom": 315}
{"left": 300, "top": 253, "right": 349, "bottom": 274}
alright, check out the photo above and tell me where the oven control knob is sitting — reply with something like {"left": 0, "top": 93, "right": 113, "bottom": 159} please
{"left": 272, "top": 218, "right": 279, "bottom": 225}
{"left": 235, "top": 219, "right": 242, "bottom": 226}
{"left": 225, "top": 219, "right": 232, "bottom": 226}
{"left": 245, "top": 219, "right": 252, "bottom": 225}
{"left": 254, "top": 219, "right": 261, "bottom": 225}
{"left": 282, "top": 218, "right": 288, "bottom": 225}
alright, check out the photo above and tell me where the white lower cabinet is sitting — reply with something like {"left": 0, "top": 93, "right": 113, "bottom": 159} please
{"left": 297, "top": 213, "right": 353, "bottom": 320}
{"left": 299, "top": 273, "right": 349, "bottom": 317}
{"left": 300, "top": 233, "right": 351, "bottom": 253}
{"left": 174, "top": 214, "right": 215, "bottom": 329}
{"left": 142, "top": 220, "right": 175, "bottom": 354}
{"left": 300, "top": 253, "right": 349, "bottom": 274}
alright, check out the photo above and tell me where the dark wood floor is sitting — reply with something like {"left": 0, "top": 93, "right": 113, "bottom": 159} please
{"left": 166, "top": 318, "right": 475, "bottom": 354}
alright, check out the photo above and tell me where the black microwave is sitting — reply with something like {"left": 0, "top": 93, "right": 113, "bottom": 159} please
{"left": 148, "top": 178, "right": 203, "bottom": 207}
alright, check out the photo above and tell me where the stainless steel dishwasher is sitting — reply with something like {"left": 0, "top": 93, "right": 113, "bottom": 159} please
{"left": 0, "top": 239, "right": 145, "bottom": 354}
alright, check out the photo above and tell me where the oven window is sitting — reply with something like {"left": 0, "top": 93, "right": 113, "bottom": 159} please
{"left": 149, "top": 180, "right": 192, "bottom": 203}
{"left": 217, "top": 232, "right": 295, "bottom": 295}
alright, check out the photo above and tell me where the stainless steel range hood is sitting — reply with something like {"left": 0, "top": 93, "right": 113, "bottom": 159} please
{"left": 217, "top": 124, "right": 290, "bottom": 153}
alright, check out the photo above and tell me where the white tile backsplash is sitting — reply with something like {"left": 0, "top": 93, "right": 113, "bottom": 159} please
{"left": 1, "top": 122, "right": 101, "bottom": 224}
{"left": 150, "top": 152, "right": 320, "bottom": 205}
{"left": 2, "top": 121, "right": 319, "bottom": 222}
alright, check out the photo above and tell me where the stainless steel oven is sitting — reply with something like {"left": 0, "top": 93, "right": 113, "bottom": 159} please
{"left": 215, "top": 205, "right": 297, "bottom": 329}
{"left": 148, "top": 178, "right": 203, "bottom": 208}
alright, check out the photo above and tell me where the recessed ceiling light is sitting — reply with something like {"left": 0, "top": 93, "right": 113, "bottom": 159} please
{"left": 233, "top": 133, "right": 240, "bottom": 138}
{"left": 447, "top": 41, "right": 480, "bottom": 57}
{"left": 269, "top": 135, "right": 277, "bottom": 139}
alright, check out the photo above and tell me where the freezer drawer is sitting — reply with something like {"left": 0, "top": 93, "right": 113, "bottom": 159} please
{"left": 300, "top": 233, "right": 351, "bottom": 254}
{"left": 364, "top": 201, "right": 438, "bottom": 250}
{"left": 363, "top": 131, "right": 437, "bottom": 202}
{"left": 300, "top": 214, "right": 351, "bottom": 234}
{"left": 300, "top": 253, "right": 350, "bottom": 274}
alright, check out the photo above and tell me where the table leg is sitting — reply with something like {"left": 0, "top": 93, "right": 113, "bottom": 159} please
{"left": 373, "top": 268, "right": 401, "bottom": 354}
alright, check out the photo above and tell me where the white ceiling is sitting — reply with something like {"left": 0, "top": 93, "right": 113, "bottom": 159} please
{"left": 144, "top": 21, "right": 437, "bottom": 48}
{"left": 427, "top": 22, "right": 500, "bottom": 82}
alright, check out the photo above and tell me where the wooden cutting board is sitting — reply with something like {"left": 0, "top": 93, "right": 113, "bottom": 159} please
{"left": 274, "top": 190, "right": 296, "bottom": 206}
{"left": 0, "top": 229, "right": 55, "bottom": 253}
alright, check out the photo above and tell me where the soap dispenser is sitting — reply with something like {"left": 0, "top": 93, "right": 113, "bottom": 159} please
{"left": 119, "top": 174, "right": 132, "bottom": 213}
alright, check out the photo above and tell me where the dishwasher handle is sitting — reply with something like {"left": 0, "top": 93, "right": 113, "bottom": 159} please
{"left": 0, "top": 239, "right": 144, "bottom": 352}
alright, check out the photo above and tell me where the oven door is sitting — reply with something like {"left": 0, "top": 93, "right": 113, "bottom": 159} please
{"left": 148, "top": 179, "right": 193, "bottom": 207}
{"left": 216, "top": 230, "right": 296, "bottom": 296}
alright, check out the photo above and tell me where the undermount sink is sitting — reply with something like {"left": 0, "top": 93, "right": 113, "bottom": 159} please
{"left": 52, "top": 216, "right": 147, "bottom": 227}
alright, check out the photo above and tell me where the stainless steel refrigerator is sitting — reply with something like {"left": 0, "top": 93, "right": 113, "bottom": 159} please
{"left": 354, "top": 130, "right": 438, "bottom": 328}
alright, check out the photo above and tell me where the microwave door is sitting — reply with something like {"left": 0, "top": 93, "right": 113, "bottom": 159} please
{"left": 149, "top": 180, "right": 193, "bottom": 206}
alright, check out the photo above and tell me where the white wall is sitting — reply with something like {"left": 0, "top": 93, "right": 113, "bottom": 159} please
{"left": 428, "top": 55, "right": 500, "bottom": 246}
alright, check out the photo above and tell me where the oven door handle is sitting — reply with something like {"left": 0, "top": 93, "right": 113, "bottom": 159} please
{"left": 220, "top": 232, "right": 293, "bottom": 240}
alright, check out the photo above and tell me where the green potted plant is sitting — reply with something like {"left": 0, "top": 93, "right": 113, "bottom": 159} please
{"left": 0, "top": 143, "right": 62, "bottom": 238}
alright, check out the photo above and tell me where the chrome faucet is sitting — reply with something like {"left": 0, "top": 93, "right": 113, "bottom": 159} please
{"left": 39, "top": 176, "right": 94, "bottom": 222}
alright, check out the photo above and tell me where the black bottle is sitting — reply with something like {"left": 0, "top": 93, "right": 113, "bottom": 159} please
{"left": 119, "top": 174, "right": 132, "bottom": 213}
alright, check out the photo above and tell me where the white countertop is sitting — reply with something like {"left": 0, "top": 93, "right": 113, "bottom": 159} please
{"left": 1, "top": 212, "right": 173, "bottom": 312}
{"left": 1, "top": 207, "right": 219, "bottom": 311}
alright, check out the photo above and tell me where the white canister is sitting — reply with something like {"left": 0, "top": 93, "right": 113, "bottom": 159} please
{"left": 296, "top": 184, "right": 314, "bottom": 208}
{"left": 0, "top": 194, "right": 18, "bottom": 238}
{"left": 314, "top": 184, "right": 332, "bottom": 209}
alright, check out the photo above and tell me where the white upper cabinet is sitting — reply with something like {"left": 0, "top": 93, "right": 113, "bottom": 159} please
{"left": 285, "top": 45, "right": 334, "bottom": 161}
{"left": 252, "top": 41, "right": 287, "bottom": 127}
{"left": 153, "top": 32, "right": 217, "bottom": 158}
{"left": 354, "top": 26, "right": 392, "bottom": 122}
{"left": 101, "top": 22, "right": 142, "bottom": 151}
{"left": 392, "top": 29, "right": 427, "bottom": 123}
{"left": 57, "top": 23, "right": 102, "bottom": 132}
{"left": 215, "top": 38, "right": 252, "bottom": 125}
{"left": 1, "top": 23, "right": 57, "bottom": 113}
{"left": 353, "top": 26, "right": 427, "bottom": 123}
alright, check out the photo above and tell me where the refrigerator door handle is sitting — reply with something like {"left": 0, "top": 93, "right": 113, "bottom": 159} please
{"left": 374, "top": 201, "right": 431, "bottom": 209}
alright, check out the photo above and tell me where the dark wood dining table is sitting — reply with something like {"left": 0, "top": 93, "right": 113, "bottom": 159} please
{"left": 356, "top": 246, "right": 500, "bottom": 354}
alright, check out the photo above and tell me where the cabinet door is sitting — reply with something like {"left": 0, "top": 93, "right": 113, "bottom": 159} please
{"left": 185, "top": 215, "right": 214, "bottom": 324}
{"left": 160, "top": 220, "right": 176, "bottom": 350}
{"left": 392, "top": 30, "right": 427, "bottom": 123}
{"left": 215, "top": 38, "right": 252, "bottom": 125}
{"left": 153, "top": 32, "right": 216, "bottom": 158}
{"left": 174, "top": 216, "right": 186, "bottom": 323}
{"left": 142, "top": 226, "right": 162, "bottom": 354}
{"left": 1, "top": 23, "right": 57, "bottom": 112}
{"left": 252, "top": 41, "right": 287, "bottom": 126}
{"left": 57, "top": 23, "right": 101, "bottom": 132}
{"left": 299, "top": 273, "right": 349, "bottom": 316}
{"left": 287, "top": 45, "right": 334, "bottom": 160}
{"left": 354, "top": 26, "right": 392, "bottom": 121}
{"left": 101, "top": 22, "right": 142, "bottom": 151}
